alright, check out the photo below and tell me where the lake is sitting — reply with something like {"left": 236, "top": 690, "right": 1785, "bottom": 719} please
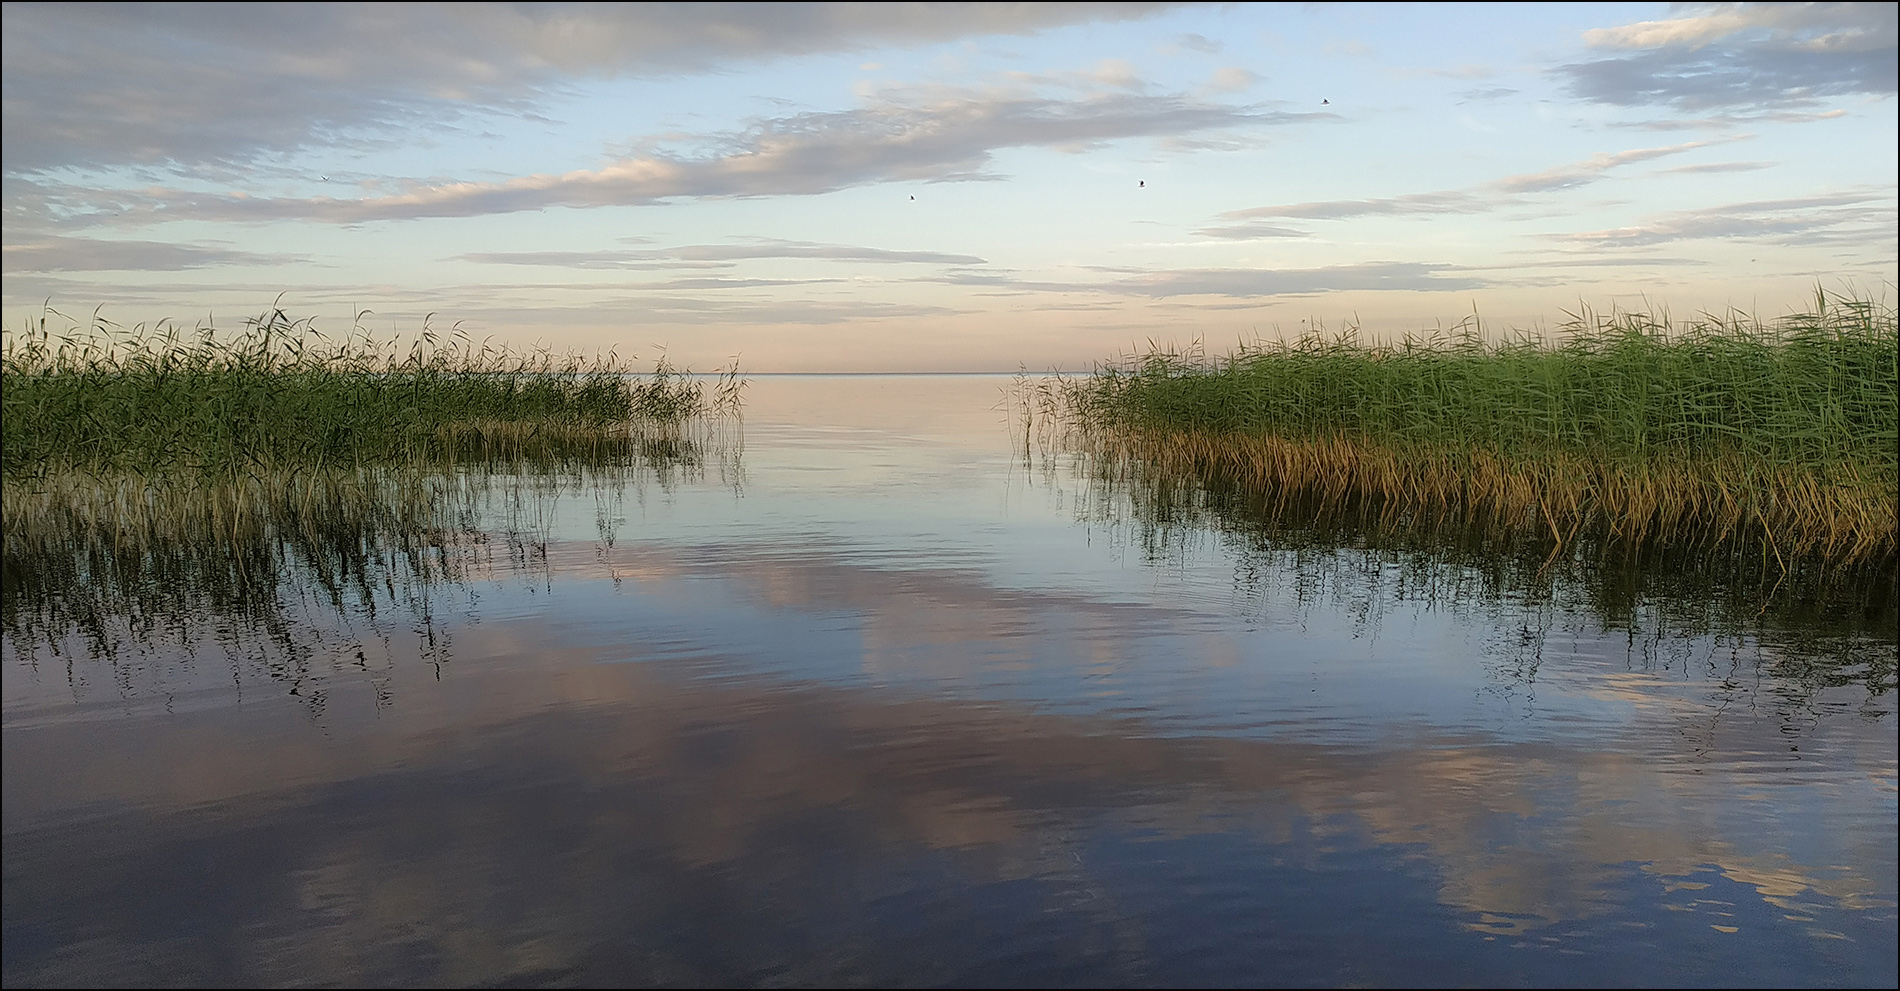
{"left": 4, "top": 374, "right": 1895, "bottom": 988}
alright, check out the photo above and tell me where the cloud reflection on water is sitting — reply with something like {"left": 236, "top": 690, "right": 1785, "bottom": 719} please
{"left": 6, "top": 532, "right": 1894, "bottom": 985}
{"left": 4, "top": 376, "right": 1892, "bottom": 986}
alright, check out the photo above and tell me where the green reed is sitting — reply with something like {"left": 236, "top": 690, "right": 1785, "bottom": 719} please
{"left": 1042, "top": 290, "right": 1897, "bottom": 566}
{"left": 1, "top": 305, "right": 745, "bottom": 479}
{"left": 1065, "top": 290, "right": 1895, "bottom": 470}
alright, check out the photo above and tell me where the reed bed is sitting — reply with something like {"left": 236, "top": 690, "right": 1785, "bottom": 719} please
{"left": 2, "top": 305, "right": 747, "bottom": 664}
{"left": 1043, "top": 291, "right": 1897, "bottom": 568}
{"left": 1, "top": 306, "right": 744, "bottom": 479}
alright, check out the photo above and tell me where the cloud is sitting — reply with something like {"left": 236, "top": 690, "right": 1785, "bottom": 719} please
{"left": 633, "top": 277, "right": 844, "bottom": 291}
{"left": 584, "top": 296, "right": 966, "bottom": 325}
{"left": 1157, "top": 132, "right": 1275, "bottom": 153}
{"left": 1655, "top": 161, "right": 1774, "bottom": 174}
{"left": 2, "top": 235, "right": 305, "bottom": 272}
{"left": 905, "top": 261, "right": 1488, "bottom": 297}
{"left": 1207, "top": 67, "right": 1260, "bottom": 93}
{"left": 1, "top": 2, "right": 1181, "bottom": 175}
{"left": 1491, "top": 140, "right": 1724, "bottom": 193}
{"left": 27, "top": 88, "right": 1315, "bottom": 225}
{"left": 1202, "top": 140, "right": 1725, "bottom": 229}
{"left": 461, "top": 239, "right": 988, "bottom": 268}
{"left": 1, "top": 271, "right": 976, "bottom": 327}
{"left": 1581, "top": 2, "right": 1881, "bottom": 50}
{"left": 1106, "top": 262, "right": 1486, "bottom": 297}
{"left": 1171, "top": 32, "right": 1223, "bottom": 55}
{"left": 1091, "top": 58, "right": 1146, "bottom": 90}
{"left": 1617, "top": 108, "right": 1850, "bottom": 130}
{"left": 1560, "top": 2, "right": 1898, "bottom": 111}
{"left": 1188, "top": 222, "right": 1311, "bottom": 240}
{"left": 1456, "top": 87, "right": 1521, "bottom": 101}
{"left": 1552, "top": 191, "right": 1896, "bottom": 248}
{"left": 1466, "top": 256, "right": 1713, "bottom": 270}
{"left": 1215, "top": 190, "right": 1489, "bottom": 222}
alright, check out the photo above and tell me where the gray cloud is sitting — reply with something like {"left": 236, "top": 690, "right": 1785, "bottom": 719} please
{"left": 462, "top": 240, "right": 987, "bottom": 268}
{"left": 1491, "top": 142, "right": 1722, "bottom": 193}
{"left": 1617, "top": 108, "right": 1849, "bottom": 130}
{"left": 1467, "top": 255, "right": 1712, "bottom": 270}
{"left": 1173, "top": 32, "right": 1223, "bottom": 54}
{"left": 1559, "top": 2, "right": 1897, "bottom": 111}
{"left": 1223, "top": 188, "right": 1489, "bottom": 220}
{"left": 1202, "top": 140, "right": 1724, "bottom": 230}
{"left": 631, "top": 278, "right": 846, "bottom": 291}
{"left": 1107, "top": 262, "right": 1486, "bottom": 297}
{"left": 2, "top": 2, "right": 1179, "bottom": 176}
{"left": 863, "top": 261, "right": 1488, "bottom": 297}
{"left": 447, "top": 254, "right": 730, "bottom": 272}
{"left": 1188, "top": 222, "right": 1311, "bottom": 240}
{"left": 1215, "top": 190, "right": 1488, "bottom": 222}
{"left": 1552, "top": 191, "right": 1896, "bottom": 248}
{"left": 0, "top": 272, "right": 969, "bottom": 328}
{"left": 582, "top": 296, "right": 967, "bottom": 325}
{"left": 2, "top": 235, "right": 306, "bottom": 272}
{"left": 28, "top": 90, "right": 1311, "bottom": 225}
{"left": 1656, "top": 161, "right": 1775, "bottom": 174}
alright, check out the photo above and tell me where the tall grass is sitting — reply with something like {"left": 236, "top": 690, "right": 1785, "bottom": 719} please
{"left": 1040, "top": 291, "right": 1897, "bottom": 567}
{"left": 1, "top": 306, "right": 745, "bottom": 479}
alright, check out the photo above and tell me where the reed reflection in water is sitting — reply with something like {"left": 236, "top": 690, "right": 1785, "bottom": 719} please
{"left": 1040, "top": 422, "right": 1897, "bottom": 715}
{"left": 2, "top": 419, "right": 736, "bottom": 714}
{"left": 3, "top": 375, "right": 1894, "bottom": 988}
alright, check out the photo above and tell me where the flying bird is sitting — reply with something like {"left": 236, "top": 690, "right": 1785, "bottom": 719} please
{"left": 1321, "top": 99, "right": 1329, "bottom": 105}
{"left": 1139, "top": 180, "right": 1145, "bottom": 187}
{"left": 910, "top": 195, "right": 915, "bottom": 200}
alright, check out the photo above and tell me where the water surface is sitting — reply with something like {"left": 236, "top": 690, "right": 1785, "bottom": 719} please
{"left": 4, "top": 375, "right": 1894, "bottom": 987}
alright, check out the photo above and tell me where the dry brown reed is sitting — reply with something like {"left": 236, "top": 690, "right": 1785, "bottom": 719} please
{"left": 1077, "top": 428, "right": 1895, "bottom": 568}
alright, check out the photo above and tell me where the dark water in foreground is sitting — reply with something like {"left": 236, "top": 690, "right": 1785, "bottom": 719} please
{"left": 4, "top": 376, "right": 1895, "bottom": 988}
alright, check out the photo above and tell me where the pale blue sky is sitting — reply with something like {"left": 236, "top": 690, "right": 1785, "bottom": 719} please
{"left": 4, "top": 2, "right": 1894, "bottom": 370}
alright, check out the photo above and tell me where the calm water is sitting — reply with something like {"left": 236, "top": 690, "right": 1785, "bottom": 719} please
{"left": 4, "top": 375, "right": 1895, "bottom": 988}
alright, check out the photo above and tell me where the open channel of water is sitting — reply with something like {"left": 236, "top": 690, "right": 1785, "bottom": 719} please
{"left": 4, "top": 374, "right": 1894, "bottom": 987}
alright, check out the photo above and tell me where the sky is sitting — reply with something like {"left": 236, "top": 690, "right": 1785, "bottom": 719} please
{"left": 3, "top": 2, "right": 1895, "bottom": 371}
